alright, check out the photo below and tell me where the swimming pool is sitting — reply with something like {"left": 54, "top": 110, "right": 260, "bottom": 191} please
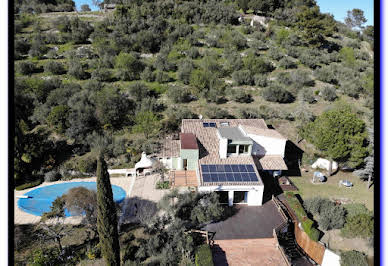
{"left": 17, "top": 182, "right": 126, "bottom": 217}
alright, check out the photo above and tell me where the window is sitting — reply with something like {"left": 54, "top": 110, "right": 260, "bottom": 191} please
{"left": 239, "top": 145, "right": 250, "bottom": 154}
{"left": 227, "top": 144, "right": 237, "bottom": 154}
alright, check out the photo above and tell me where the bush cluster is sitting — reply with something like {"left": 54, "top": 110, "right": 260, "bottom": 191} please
{"left": 261, "top": 84, "right": 294, "bottom": 103}
{"left": 304, "top": 197, "right": 346, "bottom": 230}
{"left": 340, "top": 250, "right": 368, "bottom": 266}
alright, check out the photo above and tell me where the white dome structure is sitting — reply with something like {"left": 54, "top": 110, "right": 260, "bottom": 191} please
{"left": 135, "top": 152, "right": 156, "bottom": 169}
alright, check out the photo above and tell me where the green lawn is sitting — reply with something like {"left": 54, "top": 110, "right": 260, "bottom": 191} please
{"left": 289, "top": 170, "right": 374, "bottom": 211}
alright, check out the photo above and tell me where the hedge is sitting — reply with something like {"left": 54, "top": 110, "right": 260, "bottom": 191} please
{"left": 284, "top": 192, "right": 320, "bottom": 241}
{"left": 195, "top": 244, "right": 214, "bottom": 266}
{"left": 15, "top": 179, "right": 43, "bottom": 191}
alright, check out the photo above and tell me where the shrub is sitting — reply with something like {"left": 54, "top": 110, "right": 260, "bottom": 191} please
{"left": 341, "top": 80, "right": 363, "bottom": 99}
{"left": 254, "top": 74, "right": 268, "bottom": 87}
{"left": 339, "top": 47, "right": 356, "bottom": 67}
{"left": 321, "top": 86, "right": 337, "bottom": 101}
{"left": 291, "top": 70, "right": 315, "bottom": 87}
{"left": 344, "top": 203, "right": 372, "bottom": 218}
{"left": 279, "top": 57, "right": 297, "bottom": 69}
{"left": 44, "top": 169, "right": 60, "bottom": 182}
{"left": 15, "top": 179, "right": 43, "bottom": 191}
{"left": 243, "top": 55, "right": 274, "bottom": 74}
{"left": 91, "top": 68, "right": 113, "bottom": 82}
{"left": 232, "top": 70, "right": 254, "bottom": 85}
{"left": 267, "top": 47, "right": 284, "bottom": 61}
{"left": 341, "top": 250, "right": 368, "bottom": 266}
{"left": 44, "top": 61, "right": 66, "bottom": 75}
{"left": 68, "top": 60, "right": 88, "bottom": 80}
{"left": 299, "top": 53, "right": 319, "bottom": 69}
{"left": 299, "top": 88, "right": 316, "bottom": 103}
{"left": 177, "top": 60, "right": 195, "bottom": 85}
{"left": 313, "top": 65, "right": 338, "bottom": 84}
{"left": 205, "top": 107, "right": 232, "bottom": 119}
{"left": 319, "top": 205, "right": 346, "bottom": 230}
{"left": 167, "top": 86, "right": 191, "bottom": 103}
{"left": 276, "top": 72, "right": 293, "bottom": 86}
{"left": 155, "top": 70, "right": 170, "bottom": 83}
{"left": 16, "top": 61, "right": 37, "bottom": 75}
{"left": 137, "top": 65, "right": 154, "bottom": 81}
{"left": 341, "top": 213, "right": 374, "bottom": 239}
{"left": 261, "top": 84, "right": 294, "bottom": 103}
{"left": 238, "top": 107, "right": 259, "bottom": 119}
{"left": 156, "top": 181, "right": 170, "bottom": 190}
{"left": 195, "top": 244, "right": 214, "bottom": 266}
{"left": 187, "top": 47, "right": 200, "bottom": 59}
{"left": 304, "top": 197, "right": 346, "bottom": 230}
{"left": 232, "top": 89, "right": 253, "bottom": 103}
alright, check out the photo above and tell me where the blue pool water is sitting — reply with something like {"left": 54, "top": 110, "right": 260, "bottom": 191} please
{"left": 17, "top": 182, "right": 126, "bottom": 217}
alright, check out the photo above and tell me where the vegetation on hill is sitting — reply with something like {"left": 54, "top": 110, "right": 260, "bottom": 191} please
{"left": 13, "top": 0, "right": 374, "bottom": 189}
{"left": 13, "top": 0, "right": 374, "bottom": 264}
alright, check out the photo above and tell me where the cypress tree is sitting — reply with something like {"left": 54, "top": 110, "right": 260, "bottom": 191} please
{"left": 96, "top": 153, "right": 120, "bottom": 265}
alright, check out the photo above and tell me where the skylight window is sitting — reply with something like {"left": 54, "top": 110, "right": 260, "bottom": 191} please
{"left": 220, "top": 122, "right": 229, "bottom": 127}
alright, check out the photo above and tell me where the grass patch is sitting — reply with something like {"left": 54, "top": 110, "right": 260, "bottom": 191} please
{"left": 155, "top": 181, "right": 170, "bottom": 189}
{"left": 195, "top": 244, "right": 214, "bottom": 266}
{"left": 284, "top": 192, "right": 320, "bottom": 241}
{"left": 289, "top": 171, "right": 374, "bottom": 210}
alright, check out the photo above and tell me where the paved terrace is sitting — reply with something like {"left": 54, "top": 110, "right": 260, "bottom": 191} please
{"left": 204, "top": 201, "right": 285, "bottom": 240}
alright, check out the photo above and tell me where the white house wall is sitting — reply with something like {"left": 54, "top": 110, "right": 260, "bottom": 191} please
{"left": 198, "top": 185, "right": 264, "bottom": 206}
{"left": 248, "top": 134, "right": 286, "bottom": 157}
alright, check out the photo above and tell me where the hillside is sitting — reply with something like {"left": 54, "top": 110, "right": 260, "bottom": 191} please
{"left": 14, "top": 0, "right": 374, "bottom": 188}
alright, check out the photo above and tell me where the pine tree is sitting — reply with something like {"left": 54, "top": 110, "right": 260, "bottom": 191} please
{"left": 96, "top": 153, "right": 120, "bottom": 266}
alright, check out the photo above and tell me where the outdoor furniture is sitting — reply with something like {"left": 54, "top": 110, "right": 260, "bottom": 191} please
{"left": 313, "top": 171, "right": 327, "bottom": 183}
{"left": 339, "top": 180, "right": 353, "bottom": 188}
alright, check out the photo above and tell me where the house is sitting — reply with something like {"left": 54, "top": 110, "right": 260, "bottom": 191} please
{"left": 103, "top": 4, "right": 116, "bottom": 12}
{"left": 156, "top": 119, "right": 288, "bottom": 206}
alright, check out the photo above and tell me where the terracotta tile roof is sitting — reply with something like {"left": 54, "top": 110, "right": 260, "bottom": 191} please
{"left": 181, "top": 119, "right": 270, "bottom": 186}
{"left": 241, "top": 125, "right": 287, "bottom": 140}
{"left": 254, "top": 155, "right": 288, "bottom": 170}
{"left": 157, "top": 138, "right": 180, "bottom": 158}
{"left": 181, "top": 119, "right": 268, "bottom": 165}
{"left": 180, "top": 133, "right": 199, "bottom": 150}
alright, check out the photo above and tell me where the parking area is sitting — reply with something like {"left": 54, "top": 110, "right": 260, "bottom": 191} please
{"left": 204, "top": 200, "right": 285, "bottom": 240}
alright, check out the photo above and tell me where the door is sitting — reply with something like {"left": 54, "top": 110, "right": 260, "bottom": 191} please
{"left": 183, "top": 159, "right": 188, "bottom": 170}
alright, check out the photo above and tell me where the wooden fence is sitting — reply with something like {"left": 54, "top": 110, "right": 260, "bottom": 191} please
{"left": 293, "top": 222, "right": 325, "bottom": 265}
{"left": 276, "top": 195, "right": 326, "bottom": 265}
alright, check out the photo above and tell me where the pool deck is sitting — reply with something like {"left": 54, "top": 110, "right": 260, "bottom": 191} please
{"left": 14, "top": 176, "right": 134, "bottom": 225}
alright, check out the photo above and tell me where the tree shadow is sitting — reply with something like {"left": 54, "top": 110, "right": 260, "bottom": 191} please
{"left": 211, "top": 244, "right": 229, "bottom": 266}
{"left": 284, "top": 140, "right": 304, "bottom": 177}
{"left": 119, "top": 196, "right": 158, "bottom": 227}
{"left": 259, "top": 170, "right": 283, "bottom": 204}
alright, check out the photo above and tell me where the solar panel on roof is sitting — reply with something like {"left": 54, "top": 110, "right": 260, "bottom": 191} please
{"left": 246, "top": 165, "right": 255, "bottom": 172}
{"left": 241, "top": 173, "right": 250, "bottom": 182}
{"left": 238, "top": 165, "right": 247, "bottom": 172}
{"left": 203, "top": 173, "right": 211, "bottom": 182}
{"left": 209, "top": 122, "right": 216, "bottom": 127}
{"left": 202, "top": 165, "right": 209, "bottom": 173}
{"left": 203, "top": 122, "right": 209, "bottom": 127}
{"left": 231, "top": 165, "right": 240, "bottom": 172}
{"left": 201, "top": 164, "right": 259, "bottom": 183}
